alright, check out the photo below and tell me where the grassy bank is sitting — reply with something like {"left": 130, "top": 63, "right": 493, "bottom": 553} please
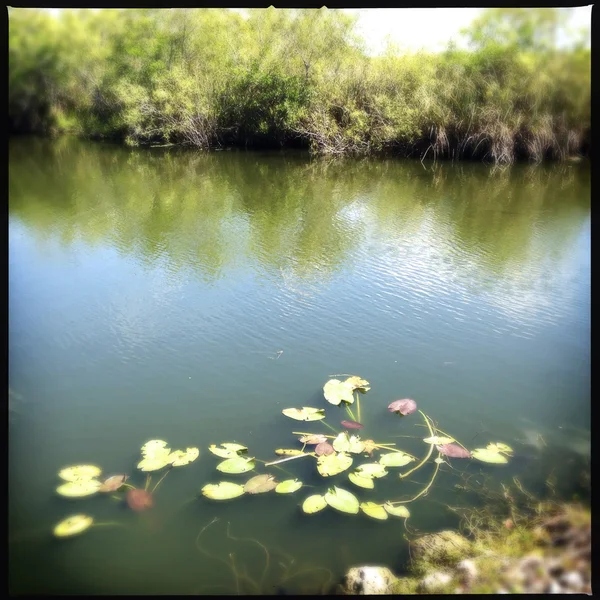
{"left": 9, "top": 8, "right": 590, "bottom": 164}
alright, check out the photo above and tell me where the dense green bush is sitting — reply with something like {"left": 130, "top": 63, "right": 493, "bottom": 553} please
{"left": 8, "top": 7, "right": 590, "bottom": 163}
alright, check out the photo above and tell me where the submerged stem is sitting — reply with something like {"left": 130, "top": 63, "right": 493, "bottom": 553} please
{"left": 152, "top": 468, "right": 171, "bottom": 494}
{"left": 356, "top": 392, "right": 361, "bottom": 424}
{"left": 399, "top": 411, "right": 435, "bottom": 479}
{"left": 320, "top": 420, "right": 339, "bottom": 433}
{"left": 391, "top": 459, "right": 441, "bottom": 505}
{"left": 265, "top": 453, "right": 314, "bottom": 467}
{"left": 344, "top": 403, "right": 357, "bottom": 422}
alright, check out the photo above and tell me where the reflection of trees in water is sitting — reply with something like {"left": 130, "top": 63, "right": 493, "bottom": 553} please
{"left": 9, "top": 138, "right": 589, "bottom": 294}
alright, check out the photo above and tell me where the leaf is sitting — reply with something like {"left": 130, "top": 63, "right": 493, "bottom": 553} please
{"left": 355, "top": 463, "right": 388, "bottom": 478}
{"left": 363, "top": 439, "right": 377, "bottom": 456}
{"left": 58, "top": 465, "right": 102, "bottom": 482}
{"left": 487, "top": 442, "right": 513, "bottom": 455}
{"left": 360, "top": 502, "right": 388, "bottom": 520}
{"left": 244, "top": 474, "right": 278, "bottom": 494}
{"left": 216, "top": 456, "right": 256, "bottom": 474}
{"left": 222, "top": 443, "right": 248, "bottom": 452}
{"left": 384, "top": 502, "right": 410, "bottom": 518}
{"left": 317, "top": 452, "right": 353, "bottom": 477}
{"left": 298, "top": 434, "right": 328, "bottom": 445}
{"left": 344, "top": 376, "right": 370, "bottom": 392}
{"left": 53, "top": 514, "right": 94, "bottom": 538}
{"left": 348, "top": 472, "right": 375, "bottom": 489}
{"left": 379, "top": 452, "right": 415, "bottom": 467}
{"left": 471, "top": 448, "right": 508, "bottom": 464}
{"left": 332, "top": 432, "right": 351, "bottom": 453}
{"left": 99, "top": 474, "right": 129, "bottom": 493}
{"left": 434, "top": 457, "right": 446, "bottom": 464}
{"left": 437, "top": 443, "right": 471, "bottom": 458}
{"left": 137, "top": 454, "right": 173, "bottom": 472}
{"left": 208, "top": 444, "right": 246, "bottom": 459}
{"left": 282, "top": 407, "right": 326, "bottom": 421}
{"left": 56, "top": 479, "right": 102, "bottom": 497}
{"left": 388, "top": 398, "right": 417, "bottom": 416}
{"left": 275, "top": 449, "right": 305, "bottom": 456}
{"left": 324, "top": 486, "right": 359, "bottom": 514}
{"left": 348, "top": 435, "right": 365, "bottom": 454}
{"left": 315, "top": 441, "right": 335, "bottom": 456}
{"left": 275, "top": 479, "right": 303, "bottom": 494}
{"left": 201, "top": 482, "right": 245, "bottom": 500}
{"left": 169, "top": 447, "right": 199, "bottom": 466}
{"left": 423, "top": 435, "right": 455, "bottom": 445}
{"left": 141, "top": 440, "right": 170, "bottom": 457}
{"left": 126, "top": 489, "right": 153, "bottom": 511}
{"left": 302, "top": 494, "right": 328, "bottom": 514}
{"left": 323, "top": 379, "right": 354, "bottom": 406}
{"left": 341, "top": 420, "right": 364, "bottom": 430}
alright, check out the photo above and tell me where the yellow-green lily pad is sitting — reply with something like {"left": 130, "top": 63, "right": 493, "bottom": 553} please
{"left": 244, "top": 474, "right": 278, "bottom": 494}
{"left": 275, "top": 449, "right": 305, "bottom": 456}
{"left": 323, "top": 379, "right": 355, "bottom": 406}
{"left": 384, "top": 502, "right": 410, "bottom": 518}
{"left": 275, "top": 479, "right": 303, "bottom": 494}
{"left": 208, "top": 443, "right": 247, "bottom": 459}
{"left": 356, "top": 463, "right": 388, "bottom": 478}
{"left": 56, "top": 479, "right": 101, "bottom": 497}
{"left": 216, "top": 456, "right": 255, "bottom": 474}
{"left": 317, "top": 452, "right": 353, "bottom": 477}
{"left": 487, "top": 442, "right": 513, "bottom": 455}
{"left": 332, "top": 432, "right": 351, "bottom": 453}
{"left": 282, "top": 407, "right": 326, "bottom": 421}
{"left": 360, "top": 502, "right": 388, "bottom": 520}
{"left": 471, "top": 448, "right": 508, "bottom": 464}
{"left": 58, "top": 465, "right": 102, "bottom": 482}
{"left": 302, "top": 494, "right": 328, "bottom": 514}
{"left": 53, "top": 514, "right": 94, "bottom": 537}
{"left": 344, "top": 376, "right": 370, "bottom": 392}
{"left": 137, "top": 454, "right": 173, "bottom": 472}
{"left": 423, "top": 435, "right": 455, "bottom": 445}
{"left": 201, "top": 482, "right": 245, "bottom": 500}
{"left": 348, "top": 472, "right": 375, "bottom": 489}
{"left": 324, "top": 486, "right": 359, "bottom": 514}
{"left": 379, "top": 452, "right": 414, "bottom": 467}
{"left": 169, "top": 447, "right": 199, "bottom": 466}
{"left": 141, "top": 440, "right": 170, "bottom": 457}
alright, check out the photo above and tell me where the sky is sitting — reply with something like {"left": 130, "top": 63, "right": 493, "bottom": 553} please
{"left": 44, "top": 6, "right": 592, "bottom": 55}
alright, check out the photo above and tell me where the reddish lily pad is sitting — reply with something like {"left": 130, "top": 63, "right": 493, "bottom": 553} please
{"left": 341, "top": 420, "right": 364, "bottom": 430}
{"left": 99, "top": 474, "right": 129, "bottom": 492}
{"left": 315, "top": 441, "right": 335, "bottom": 456}
{"left": 298, "top": 434, "right": 328, "bottom": 445}
{"left": 126, "top": 489, "right": 153, "bottom": 511}
{"left": 437, "top": 443, "right": 471, "bottom": 458}
{"left": 388, "top": 399, "right": 417, "bottom": 416}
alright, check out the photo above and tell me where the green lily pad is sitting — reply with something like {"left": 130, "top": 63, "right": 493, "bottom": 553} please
{"left": 344, "top": 376, "right": 370, "bottom": 392}
{"left": 384, "top": 502, "right": 410, "bottom": 518}
{"left": 216, "top": 456, "right": 256, "bottom": 474}
{"left": 53, "top": 514, "right": 94, "bottom": 538}
{"left": 275, "top": 479, "right": 303, "bottom": 494}
{"left": 208, "top": 444, "right": 247, "bottom": 459}
{"left": 348, "top": 472, "right": 375, "bottom": 489}
{"left": 355, "top": 463, "right": 388, "bottom": 478}
{"left": 98, "top": 474, "right": 129, "bottom": 493}
{"left": 332, "top": 432, "right": 350, "bottom": 453}
{"left": 323, "top": 379, "right": 355, "bottom": 406}
{"left": 137, "top": 454, "right": 173, "bottom": 472}
{"left": 168, "top": 447, "right": 199, "bottom": 466}
{"left": 379, "top": 452, "right": 415, "bottom": 467}
{"left": 244, "top": 474, "right": 278, "bottom": 494}
{"left": 141, "top": 440, "right": 170, "bottom": 457}
{"left": 302, "top": 494, "right": 328, "bottom": 514}
{"left": 282, "top": 407, "right": 326, "bottom": 421}
{"left": 487, "top": 442, "right": 513, "bottom": 455}
{"left": 275, "top": 449, "right": 306, "bottom": 456}
{"left": 423, "top": 435, "right": 455, "bottom": 445}
{"left": 202, "top": 482, "right": 245, "bottom": 500}
{"left": 471, "top": 448, "right": 508, "bottom": 464}
{"left": 58, "top": 465, "right": 102, "bottom": 482}
{"left": 317, "top": 452, "right": 353, "bottom": 477}
{"left": 360, "top": 502, "right": 388, "bottom": 520}
{"left": 56, "top": 479, "right": 102, "bottom": 497}
{"left": 324, "top": 486, "right": 359, "bottom": 514}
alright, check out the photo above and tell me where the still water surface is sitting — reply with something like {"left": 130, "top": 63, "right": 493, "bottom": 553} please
{"left": 9, "top": 138, "right": 590, "bottom": 594}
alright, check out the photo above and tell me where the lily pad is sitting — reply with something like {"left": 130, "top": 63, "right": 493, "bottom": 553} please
{"left": 56, "top": 479, "right": 102, "bottom": 497}
{"left": 384, "top": 502, "right": 410, "bottom": 518}
{"left": 332, "top": 432, "right": 351, "bottom": 453}
{"left": 126, "top": 489, "right": 153, "bottom": 511}
{"left": 363, "top": 439, "right": 377, "bottom": 456}
{"left": 58, "top": 465, "right": 102, "bottom": 482}
{"left": 201, "top": 482, "right": 245, "bottom": 500}
{"left": 323, "top": 379, "right": 355, "bottom": 406}
{"left": 348, "top": 435, "right": 366, "bottom": 454}
{"left": 437, "top": 443, "right": 471, "bottom": 458}
{"left": 423, "top": 435, "right": 455, "bottom": 445}
{"left": 216, "top": 456, "right": 256, "bottom": 474}
{"left": 471, "top": 448, "right": 508, "bottom": 464}
{"left": 379, "top": 452, "right": 414, "bottom": 467}
{"left": 282, "top": 407, "right": 326, "bottom": 421}
{"left": 275, "top": 449, "right": 306, "bottom": 456}
{"left": 53, "top": 514, "right": 94, "bottom": 538}
{"left": 360, "top": 502, "right": 388, "bottom": 520}
{"left": 324, "top": 486, "right": 359, "bottom": 514}
{"left": 137, "top": 454, "right": 173, "bottom": 472}
{"left": 275, "top": 479, "right": 303, "bottom": 494}
{"left": 244, "top": 474, "right": 278, "bottom": 494}
{"left": 208, "top": 444, "right": 247, "bottom": 459}
{"left": 434, "top": 457, "right": 446, "bottom": 464}
{"left": 302, "top": 494, "right": 328, "bottom": 514}
{"left": 344, "top": 376, "right": 370, "bottom": 392}
{"left": 317, "top": 452, "right": 353, "bottom": 477}
{"left": 355, "top": 463, "right": 388, "bottom": 478}
{"left": 169, "top": 447, "right": 200, "bottom": 466}
{"left": 341, "top": 420, "right": 364, "bottom": 430}
{"left": 348, "top": 472, "right": 375, "bottom": 489}
{"left": 315, "top": 441, "right": 335, "bottom": 456}
{"left": 222, "top": 443, "right": 248, "bottom": 452}
{"left": 298, "top": 434, "right": 328, "bottom": 445}
{"left": 388, "top": 398, "right": 417, "bottom": 416}
{"left": 141, "top": 440, "right": 170, "bottom": 457}
{"left": 99, "top": 474, "right": 129, "bottom": 493}
{"left": 487, "top": 442, "right": 513, "bottom": 455}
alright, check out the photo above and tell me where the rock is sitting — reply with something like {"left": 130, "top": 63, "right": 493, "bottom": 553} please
{"left": 410, "top": 530, "right": 471, "bottom": 566}
{"left": 546, "top": 580, "right": 563, "bottom": 593}
{"left": 418, "top": 571, "right": 452, "bottom": 592}
{"left": 560, "top": 571, "right": 584, "bottom": 591}
{"left": 343, "top": 566, "right": 398, "bottom": 595}
{"left": 456, "top": 559, "right": 478, "bottom": 586}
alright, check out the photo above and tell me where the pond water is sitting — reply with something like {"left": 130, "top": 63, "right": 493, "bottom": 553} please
{"left": 9, "top": 137, "right": 590, "bottom": 594}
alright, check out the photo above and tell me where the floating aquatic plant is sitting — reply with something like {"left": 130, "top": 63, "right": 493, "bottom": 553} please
{"left": 341, "top": 420, "right": 364, "bottom": 430}
{"left": 244, "top": 474, "right": 278, "bottom": 494}
{"left": 126, "top": 489, "right": 154, "bottom": 511}
{"left": 202, "top": 482, "right": 246, "bottom": 500}
{"left": 53, "top": 514, "right": 94, "bottom": 537}
{"left": 282, "top": 407, "right": 326, "bottom": 421}
{"left": 98, "top": 474, "right": 129, "bottom": 493}
{"left": 388, "top": 398, "right": 417, "bottom": 416}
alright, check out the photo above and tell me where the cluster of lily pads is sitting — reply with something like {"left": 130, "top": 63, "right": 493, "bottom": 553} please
{"left": 51, "top": 374, "right": 514, "bottom": 536}
{"left": 52, "top": 440, "right": 199, "bottom": 537}
{"left": 199, "top": 375, "right": 514, "bottom": 520}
